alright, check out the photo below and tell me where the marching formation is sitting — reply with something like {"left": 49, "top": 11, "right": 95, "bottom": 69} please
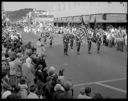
{"left": 2, "top": 14, "right": 127, "bottom": 99}
{"left": 23, "top": 22, "right": 127, "bottom": 56}
{"left": 61, "top": 25, "right": 102, "bottom": 55}
{"left": 59, "top": 24, "right": 127, "bottom": 55}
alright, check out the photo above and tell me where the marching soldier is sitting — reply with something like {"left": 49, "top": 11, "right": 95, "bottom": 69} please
{"left": 76, "top": 29, "right": 83, "bottom": 55}
{"left": 70, "top": 32, "right": 75, "bottom": 49}
{"left": 96, "top": 32, "right": 102, "bottom": 53}
{"left": 87, "top": 29, "right": 93, "bottom": 54}
{"left": 49, "top": 35, "right": 53, "bottom": 47}
{"left": 63, "top": 33, "right": 70, "bottom": 55}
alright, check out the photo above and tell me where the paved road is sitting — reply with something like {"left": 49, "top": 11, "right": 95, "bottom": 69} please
{"left": 21, "top": 31, "right": 127, "bottom": 98}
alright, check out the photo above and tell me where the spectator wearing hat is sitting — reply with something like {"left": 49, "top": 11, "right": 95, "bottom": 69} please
{"left": 62, "top": 81, "right": 73, "bottom": 99}
{"left": 22, "top": 57, "right": 35, "bottom": 91}
{"left": 27, "top": 85, "right": 39, "bottom": 99}
{"left": 52, "top": 84, "right": 65, "bottom": 99}
{"left": 18, "top": 78, "right": 28, "bottom": 99}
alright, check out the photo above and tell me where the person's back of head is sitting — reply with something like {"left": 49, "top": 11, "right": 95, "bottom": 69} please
{"left": 13, "top": 86, "right": 20, "bottom": 93}
{"left": 85, "top": 87, "right": 91, "bottom": 96}
{"left": 80, "top": 87, "right": 85, "bottom": 95}
{"left": 63, "top": 81, "right": 73, "bottom": 92}
{"left": 20, "top": 78, "right": 26, "bottom": 85}
{"left": 7, "top": 94, "right": 20, "bottom": 99}
{"left": 30, "top": 85, "right": 36, "bottom": 93}
{"left": 48, "top": 66, "right": 56, "bottom": 76}
{"left": 93, "top": 93, "right": 103, "bottom": 99}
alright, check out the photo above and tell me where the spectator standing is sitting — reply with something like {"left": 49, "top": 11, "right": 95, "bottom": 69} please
{"left": 53, "top": 84, "right": 65, "bottom": 99}
{"left": 18, "top": 78, "right": 28, "bottom": 99}
{"left": 22, "top": 57, "right": 35, "bottom": 91}
{"left": 62, "top": 81, "right": 73, "bottom": 99}
{"left": 27, "top": 85, "right": 39, "bottom": 99}
{"left": 77, "top": 87, "right": 92, "bottom": 99}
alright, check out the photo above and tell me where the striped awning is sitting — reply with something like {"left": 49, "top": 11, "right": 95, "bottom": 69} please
{"left": 90, "top": 13, "right": 127, "bottom": 23}
{"left": 73, "top": 16, "right": 81, "bottom": 23}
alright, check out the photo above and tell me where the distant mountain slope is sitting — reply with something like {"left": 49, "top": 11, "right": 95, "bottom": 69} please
{"left": 6, "top": 8, "right": 33, "bottom": 22}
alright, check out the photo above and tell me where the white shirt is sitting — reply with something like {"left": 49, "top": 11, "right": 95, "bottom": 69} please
{"left": 77, "top": 94, "right": 92, "bottom": 99}
{"left": 27, "top": 92, "right": 39, "bottom": 99}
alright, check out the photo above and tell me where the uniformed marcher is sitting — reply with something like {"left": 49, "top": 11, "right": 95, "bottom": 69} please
{"left": 49, "top": 36, "right": 53, "bottom": 47}
{"left": 76, "top": 27, "right": 85, "bottom": 55}
{"left": 70, "top": 33, "right": 75, "bottom": 49}
{"left": 63, "top": 34, "right": 70, "bottom": 55}
{"left": 96, "top": 33, "right": 102, "bottom": 53}
{"left": 87, "top": 30, "right": 93, "bottom": 54}
{"left": 76, "top": 33, "right": 82, "bottom": 55}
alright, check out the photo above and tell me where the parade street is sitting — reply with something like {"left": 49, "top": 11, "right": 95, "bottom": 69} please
{"left": 2, "top": 2, "right": 127, "bottom": 99}
{"left": 21, "top": 31, "right": 127, "bottom": 98}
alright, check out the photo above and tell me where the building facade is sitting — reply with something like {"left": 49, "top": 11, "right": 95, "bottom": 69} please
{"left": 54, "top": 13, "right": 127, "bottom": 28}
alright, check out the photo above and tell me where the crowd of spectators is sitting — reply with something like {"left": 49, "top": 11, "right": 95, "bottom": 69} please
{"left": 2, "top": 20, "right": 126, "bottom": 99}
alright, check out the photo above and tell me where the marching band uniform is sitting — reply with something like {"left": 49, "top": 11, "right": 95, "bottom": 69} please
{"left": 49, "top": 36, "right": 53, "bottom": 47}
{"left": 87, "top": 30, "right": 93, "bottom": 54}
{"left": 63, "top": 34, "right": 70, "bottom": 55}
{"left": 96, "top": 33, "right": 102, "bottom": 53}
{"left": 76, "top": 34, "right": 82, "bottom": 55}
{"left": 70, "top": 33, "right": 75, "bottom": 49}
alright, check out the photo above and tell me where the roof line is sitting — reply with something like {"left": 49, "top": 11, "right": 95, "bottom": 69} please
{"left": 55, "top": 13, "right": 127, "bottom": 18}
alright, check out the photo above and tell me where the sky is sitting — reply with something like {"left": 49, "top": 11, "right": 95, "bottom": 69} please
{"left": 2, "top": 2, "right": 127, "bottom": 17}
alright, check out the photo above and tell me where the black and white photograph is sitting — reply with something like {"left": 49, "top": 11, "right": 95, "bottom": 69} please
{"left": 1, "top": 1, "right": 127, "bottom": 99}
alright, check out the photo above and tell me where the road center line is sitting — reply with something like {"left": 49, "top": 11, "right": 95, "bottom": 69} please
{"left": 95, "top": 82, "right": 126, "bottom": 93}
{"left": 73, "top": 77, "right": 126, "bottom": 87}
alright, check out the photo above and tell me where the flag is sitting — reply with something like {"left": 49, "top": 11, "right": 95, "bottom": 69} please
{"left": 93, "top": 17, "right": 97, "bottom": 39}
{"left": 81, "top": 15, "right": 85, "bottom": 25}
{"left": 94, "top": 18, "right": 96, "bottom": 30}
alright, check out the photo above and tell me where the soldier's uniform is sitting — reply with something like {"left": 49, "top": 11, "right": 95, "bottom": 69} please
{"left": 96, "top": 33, "right": 102, "bottom": 53}
{"left": 49, "top": 36, "right": 53, "bottom": 47}
{"left": 87, "top": 30, "right": 93, "bottom": 54}
{"left": 76, "top": 33, "right": 82, "bottom": 55}
{"left": 70, "top": 33, "right": 75, "bottom": 49}
{"left": 63, "top": 34, "right": 70, "bottom": 55}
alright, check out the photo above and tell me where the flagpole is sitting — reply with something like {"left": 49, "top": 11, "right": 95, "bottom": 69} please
{"left": 93, "top": 17, "right": 97, "bottom": 41}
